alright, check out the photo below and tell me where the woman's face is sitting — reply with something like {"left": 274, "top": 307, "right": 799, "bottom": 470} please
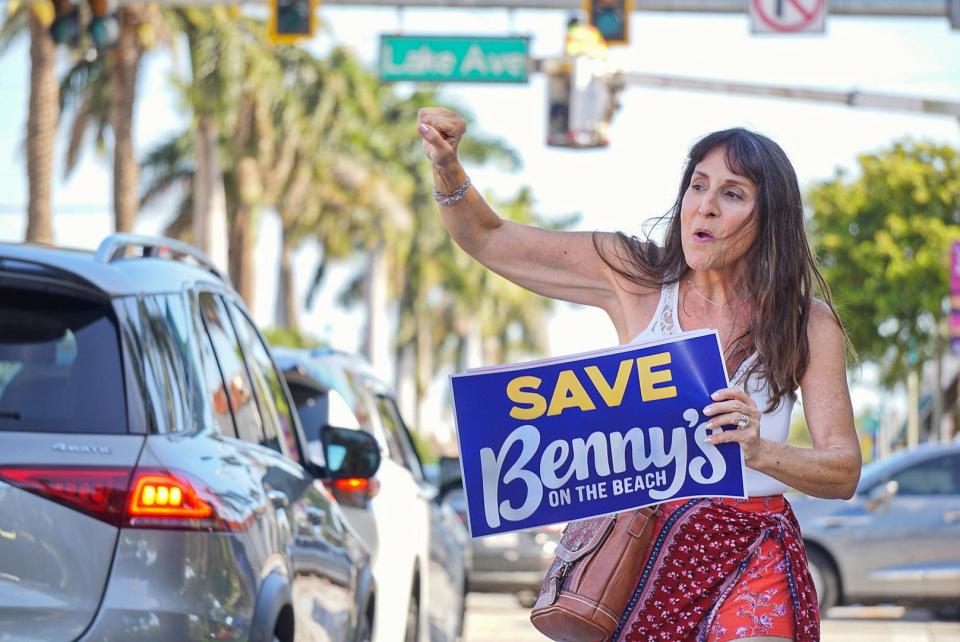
{"left": 680, "top": 146, "right": 758, "bottom": 273}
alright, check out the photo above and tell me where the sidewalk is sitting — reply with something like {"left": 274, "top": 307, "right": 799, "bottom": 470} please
{"left": 463, "top": 593, "right": 960, "bottom": 642}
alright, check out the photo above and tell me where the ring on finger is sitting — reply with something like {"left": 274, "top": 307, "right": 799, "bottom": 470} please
{"left": 736, "top": 413, "right": 751, "bottom": 430}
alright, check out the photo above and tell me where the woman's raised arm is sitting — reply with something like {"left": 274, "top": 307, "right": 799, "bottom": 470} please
{"left": 418, "top": 107, "right": 637, "bottom": 314}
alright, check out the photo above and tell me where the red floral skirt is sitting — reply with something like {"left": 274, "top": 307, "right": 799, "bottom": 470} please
{"left": 614, "top": 496, "right": 819, "bottom": 642}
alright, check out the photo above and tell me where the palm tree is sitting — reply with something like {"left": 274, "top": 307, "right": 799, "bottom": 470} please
{"left": 175, "top": 6, "right": 251, "bottom": 272}
{"left": 109, "top": 5, "right": 160, "bottom": 233}
{"left": 139, "top": 129, "right": 194, "bottom": 239}
{"left": 59, "top": 4, "right": 168, "bottom": 234}
{"left": 273, "top": 47, "right": 384, "bottom": 332}
{"left": 1, "top": 2, "right": 58, "bottom": 243}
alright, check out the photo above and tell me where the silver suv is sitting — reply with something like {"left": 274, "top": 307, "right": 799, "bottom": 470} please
{"left": 0, "top": 235, "right": 381, "bottom": 642}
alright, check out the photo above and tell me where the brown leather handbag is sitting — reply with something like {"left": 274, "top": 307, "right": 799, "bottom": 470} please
{"left": 530, "top": 505, "right": 660, "bottom": 642}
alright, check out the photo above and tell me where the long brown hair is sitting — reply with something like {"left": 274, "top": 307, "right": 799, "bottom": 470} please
{"left": 595, "top": 128, "right": 843, "bottom": 411}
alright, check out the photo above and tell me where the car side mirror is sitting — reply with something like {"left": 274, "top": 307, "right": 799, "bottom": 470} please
{"left": 866, "top": 479, "right": 899, "bottom": 511}
{"left": 320, "top": 425, "right": 381, "bottom": 480}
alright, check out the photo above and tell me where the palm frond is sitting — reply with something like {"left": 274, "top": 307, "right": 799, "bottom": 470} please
{"left": 0, "top": 5, "right": 28, "bottom": 54}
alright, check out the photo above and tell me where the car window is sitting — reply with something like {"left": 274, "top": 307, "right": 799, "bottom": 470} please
{"left": 315, "top": 361, "right": 376, "bottom": 433}
{"left": 138, "top": 296, "right": 196, "bottom": 433}
{"left": 226, "top": 302, "right": 301, "bottom": 463}
{"left": 0, "top": 288, "right": 126, "bottom": 434}
{"left": 198, "top": 292, "right": 264, "bottom": 445}
{"left": 286, "top": 381, "right": 329, "bottom": 445}
{"left": 856, "top": 448, "right": 915, "bottom": 494}
{"left": 152, "top": 293, "right": 235, "bottom": 437}
{"left": 373, "top": 394, "right": 424, "bottom": 480}
{"left": 892, "top": 454, "right": 960, "bottom": 496}
{"left": 185, "top": 296, "right": 238, "bottom": 438}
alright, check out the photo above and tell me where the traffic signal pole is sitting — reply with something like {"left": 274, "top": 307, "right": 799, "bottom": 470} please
{"left": 611, "top": 72, "right": 960, "bottom": 119}
{"left": 330, "top": 0, "right": 946, "bottom": 15}
{"left": 129, "top": 0, "right": 949, "bottom": 17}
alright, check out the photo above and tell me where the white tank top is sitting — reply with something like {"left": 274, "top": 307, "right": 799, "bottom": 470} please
{"left": 631, "top": 280, "right": 792, "bottom": 497}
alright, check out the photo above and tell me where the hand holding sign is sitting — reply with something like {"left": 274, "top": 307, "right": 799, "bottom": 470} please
{"left": 704, "top": 387, "right": 764, "bottom": 465}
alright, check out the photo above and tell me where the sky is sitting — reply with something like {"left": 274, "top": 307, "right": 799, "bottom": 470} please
{"left": 0, "top": 6, "right": 958, "bottom": 435}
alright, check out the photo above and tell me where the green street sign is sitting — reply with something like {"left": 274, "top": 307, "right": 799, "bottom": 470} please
{"left": 379, "top": 35, "right": 530, "bottom": 84}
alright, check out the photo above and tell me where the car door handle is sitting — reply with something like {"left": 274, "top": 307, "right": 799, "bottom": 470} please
{"left": 267, "top": 489, "right": 289, "bottom": 509}
{"left": 306, "top": 507, "right": 326, "bottom": 525}
{"left": 943, "top": 511, "right": 960, "bottom": 524}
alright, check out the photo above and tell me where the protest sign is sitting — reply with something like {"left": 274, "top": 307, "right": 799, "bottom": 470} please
{"left": 450, "top": 330, "right": 746, "bottom": 537}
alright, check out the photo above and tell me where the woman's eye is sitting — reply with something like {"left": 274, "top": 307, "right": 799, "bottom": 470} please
{"left": 691, "top": 184, "right": 705, "bottom": 191}
{"left": 725, "top": 191, "right": 742, "bottom": 199}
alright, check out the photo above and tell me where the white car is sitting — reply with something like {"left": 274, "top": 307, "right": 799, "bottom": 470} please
{"left": 274, "top": 347, "right": 468, "bottom": 642}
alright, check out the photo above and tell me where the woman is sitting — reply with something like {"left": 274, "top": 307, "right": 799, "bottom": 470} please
{"left": 417, "top": 107, "right": 861, "bottom": 642}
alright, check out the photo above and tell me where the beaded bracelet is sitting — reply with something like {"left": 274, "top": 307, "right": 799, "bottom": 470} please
{"left": 433, "top": 176, "right": 472, "bottom": 206}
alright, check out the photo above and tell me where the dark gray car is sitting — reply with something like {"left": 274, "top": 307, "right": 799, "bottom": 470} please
{"left": 791, "top": 441, "right": 960, "bottom": 614}
{"left": 436, "top": 464, "right": 560, "bottom": 608}
{"left": 0, "top": 235, "right": 380, "bottom": 642}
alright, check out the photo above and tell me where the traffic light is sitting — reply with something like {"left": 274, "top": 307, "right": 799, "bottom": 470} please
{"left": 545, "top": 60, "right": 573, "bottom": 147}
{"left": 47, "top": 1, "right": 118, "bottom": 50}
{"left": 545, "top": 57, "right": 624, "bottom": 149}
{"left": 49, "top": 0, "right": 80, "bottom": 47}
{"left": 584, "top": 0, "right": 633, "bottom": 45}
{"left": 270, "top": 0, "right": 317, "bottom": 44}
{"left": 88, "top": 0, "right": 118, "bottom": 50}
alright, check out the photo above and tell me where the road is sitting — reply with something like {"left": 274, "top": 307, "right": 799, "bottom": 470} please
{"left": 463, "top": 593, "right": 960, "bottom": 642}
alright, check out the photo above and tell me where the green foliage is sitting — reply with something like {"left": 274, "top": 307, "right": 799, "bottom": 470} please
{"left": 808, "top": 140, "right": 960, "bottom": 386}
{"left": 787, "top": 408, "right": 813, "bottom": 449}
{"left": 262, "top": 327, "right": 326, "bottom": 349}
{"left": 408, "top": 429, "right": 439, "bottom": 465}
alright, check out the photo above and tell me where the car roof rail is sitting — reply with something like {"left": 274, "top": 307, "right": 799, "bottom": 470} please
{"left": 94, "top": 233, "right": 230, "bottom": 285}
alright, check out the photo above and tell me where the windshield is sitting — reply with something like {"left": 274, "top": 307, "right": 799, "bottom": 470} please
{"left": 855, "top": 449, "right": 915, "bottom": 494}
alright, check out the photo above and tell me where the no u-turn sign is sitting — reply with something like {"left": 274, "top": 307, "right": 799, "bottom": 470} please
{"left": 750, "top": 0, "right": 827, "bottom": 34}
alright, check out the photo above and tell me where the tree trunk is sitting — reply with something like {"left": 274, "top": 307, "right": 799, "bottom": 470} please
{"left": 25, "top": 10, "right": 58, "bottom": 243}
{"left": 395, "top": 343, "right": 417, "bottom": 429}
{"left": 363, "top": 242, "right": 391, "bottom": 375}
{"left": 228, "top": 157, "right": 260, "bottom": 308}
{"left": 108, "top": 7, "right": 144, "bottom": 233}
{"left": 275, "top": 226, "right": 300, "bottom": 331}
{"left": 414, "top": 311, "right": 433, "bottom": 432}
{"left": 462, "top": 316, "right": 484, "bottom": 370}
{"left": 933, "top": 338, "right": 944, "bottom": 443}
{"left": 192, "top": 115, "right": 229, "bottom": 269}
{"left": 907, "top": 367, "right": 920, "bottom": 449}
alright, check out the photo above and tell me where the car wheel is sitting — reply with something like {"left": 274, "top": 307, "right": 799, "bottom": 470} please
{"left": 806, "top": 547, "right": 839, "bottom": 611}
{"left": 403, "top": 590, "right": 419, "bottom": 642}
{"left": 516, "top": 590, "right": 538, "bottom": 609}
{"left": 933, "top": 605, "right": 960, "bottom": 621}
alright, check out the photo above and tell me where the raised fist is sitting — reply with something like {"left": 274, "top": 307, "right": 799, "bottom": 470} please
{"left": 418, "top": 107, "right": 466, "bottom": 169}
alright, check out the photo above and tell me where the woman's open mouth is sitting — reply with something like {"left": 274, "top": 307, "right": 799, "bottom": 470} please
{"left": 693, "top": 229, "right": 715, "bottom": 243}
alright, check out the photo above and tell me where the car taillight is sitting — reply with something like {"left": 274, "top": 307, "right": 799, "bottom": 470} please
{"left": 333, "top": 477, "right": 380, "bottom": 497}
{"left": 0, "top": 467, "right": 130, "bottom": 527}
{"left": 334, "top": 478, "right": 367, "bottom": 492}
{"left": 128, "top": 471, "right": 213, "bottom": 520}
{"left": 325, "top": 477, "right": 380, "bottom": 509}
{"left": 0, "top": 466, "right": 227, "bottom": 531}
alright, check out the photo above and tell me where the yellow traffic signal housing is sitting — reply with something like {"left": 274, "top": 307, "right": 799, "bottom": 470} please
{"left": 270, "top": 0, "right": 317, "bottom": 44}
{"left": 583, "top": 0, "right": 633, "bottom": 46}
{"left": 544, "top": 57, "right": 624, "bottom": 149}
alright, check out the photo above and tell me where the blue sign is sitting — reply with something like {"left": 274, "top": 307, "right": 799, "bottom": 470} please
{"left": 450, "top": 330, "right": 746, "bottom": 537}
